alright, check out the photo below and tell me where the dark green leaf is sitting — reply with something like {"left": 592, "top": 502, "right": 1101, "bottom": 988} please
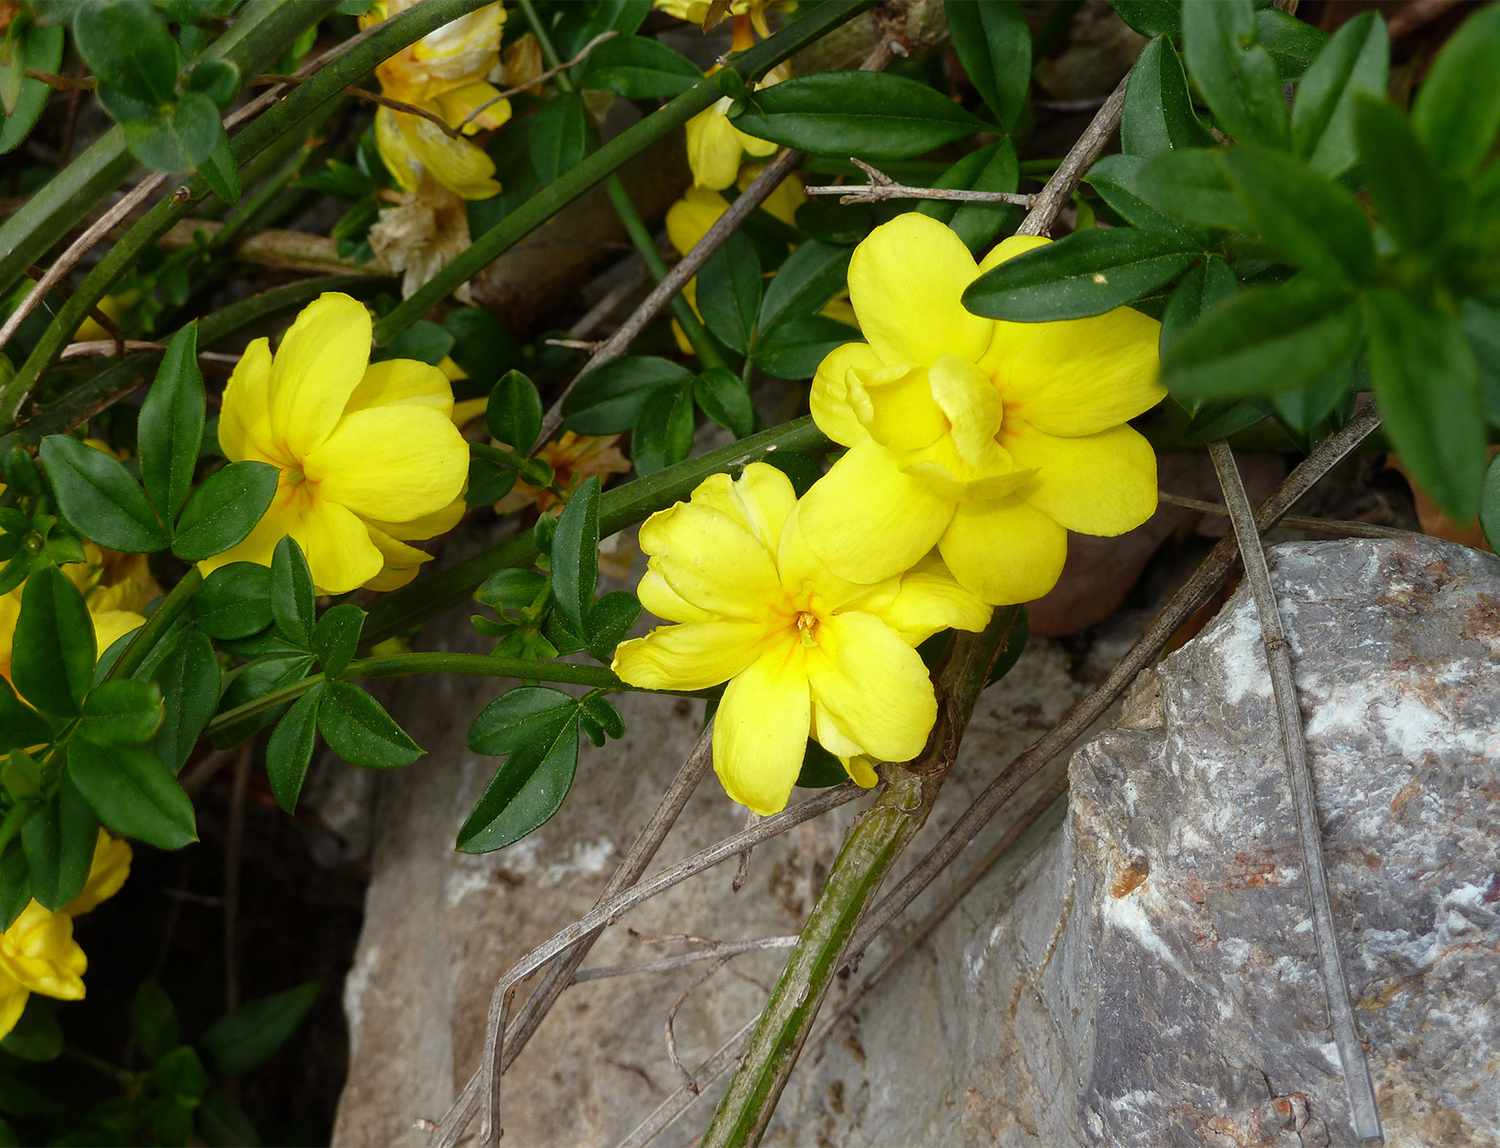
{"left": 1183, "top": 400, "right": 1271, "bottom": 443}
{"left": 197, "top": 1090, "right": 262, "bottom": 1148}
{"left": 377, "top": 317, "right": 453, "bottom": 365}
{"left": 944, "top": 0, "right": 1030, "bottom": 130}
{"left": 730, "top": 72, "right": 989, "bottom": 160}
{"left": 1135, "top": 148, "right": 1254, "bottom": 232}
{"left": 586, "top": 590, "right": 641, "bottom": 663}
{"left": 0, "top": 24, "right": 64, "bottom": 156}
{"left": 1254, "top": 8, "right": 1326, "bottom": 81}
{"left": 529, "top": 94, "right": 588, "bottom": 185}
{"left": 963, "top": 228, "right": 1200, "bottom": 321}
{"left": 694, "top": 368, "right": 755, "bottom": 438}
{"left": 697, "top": 234, "right": 762, "bottom": 354}
{"left": 632, "top": 385, "right": 695, "bottom": 475}
{"left": 984, "top": 605, "right": 1029, "bottom": 687}
{"left": 795, "top": 741, "right": 847, "bottom": 788}
{"left": 467, "top": 454, "right": 517, "bottom": 507}
{"left": 271, "top": 536, "right": 314, "bottom": 647}
{"left": 152, "top": 628, "right": 219, "bottom": 773}
{"left": 1221, "top": 145, "right": 1375, "bottom": 285}
{"left": 458, "top": 713, "right": 578, "bottom": 853}
{"left": 475, "top": 568, "right": 548, "bottom": 612}
{"left": 1363, "top": 289, "right": 1485, "bottom": 521}
{"left": 80, "top": 678, "right": 163, "bottom": 746}
{"left": 468, "top": 685, "right": 578, "bottom": 755}
{"left": 486, "top": 370, "right": 543, "bottom": 453}
{"left": 1181, "top": 0, "right": 1288, "bottom": 146}
{"left": 1086, "top": 154, "right": 1207, "bottom": 238}
{"left": 312, "top": 603, "right": 364, "bottom": 677}
{"left": 753, "top": 315, "right": 858, "bottom": 380}
{"left": 563, "top": 356, "right": 693, "bottom": 433}
{"left": 72, "top": 0, "right": 178, "bottom": 104}
{"left": 1162, "top": 276, "right": 1364, "bottom": 400}
{"left": 138, "top": 323, "right": 205, "bottom": 522}
{"left": 40, "top": 435, "right": 168, "bottom": 552}
{"left": 1121, "top": 36, "right": 1211, "bottom": 156}
{"left": 550, "top": 476, "right": 599, "bottom": 634}
{"left": 1411, "top": 3, "right": 1500, "bottom": 176}
{"left": 122, "top": 93, "right": 224, "bottom": 173}
{"left": 317, "top": 681, "right": 422, "bottom": 768}
{"left": 21, "top": 780, "right": 96, "bottom": 910}
{"left": 200, "top": 982, "right": 320, "bottom": 1077}
{"left": 1291, "top": 10, "right": 1388, "bottom": 177}
{"left": 153, "top": 1046, "right": 209, "bottom": 1100}
{"left": 1109, "top": 0, "right": 1178, "bottom": 37}
{"left": 943, "top": 140, "right": 1022, "bottom": 252}
{"left": 0, "top": 679, "right": 50, "bottom": 752}
{"left": 133, "top": 981, "right": 180, "bottom": 1064}
{"left": 194, "top": 562, "right": 272, "bottom": 640}
{"left": 756, "top": 240, "right": 852, "bottom": 340}
{"left": 12, "top": 565, "right": 95, "bottom": 716}
{"left": 0, "top": 997, "right": 62, "bottom": 1062}
{"left": 0, "top": 847, "right": 29, "bottom": 931}
{"left": 579, "top": 693, "right": 624, "bottom": 741}
{"left": 67, "top": 738, "right": 198, "bottom": 849}
{"left": 265, "top": 686, "right": 322, "bottom": 813}
{"left": 1463, "top": 298, "right": 1500, "bottom": 428}
{"left": 171, "top": 460, "right": 278, "bottom": 561}
{"left": 1353, "top": 96, "right": 1445, "bottom": 252}
{"left": 1481, "top": 454, "right": 1500, "bottom": 552}
{"left": 442, "top": 307, "right": 520, "bottom": 384}
{"left": 1270, "top": 362, "right": 1356, "bottom": 435}
{"left": 199, "top": 129, "right": 241, "bottom": 204}
{"left": 1160, "top": 255, "right": 1238, "bottom": 362}
{"left": 578, "top": 35, "right": 700, "bottom": 99}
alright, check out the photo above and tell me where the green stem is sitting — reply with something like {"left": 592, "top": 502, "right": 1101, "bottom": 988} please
{"left": 363, "top": 415, "right": 830, "bottom": 642}
{"left": 106, "top": 566, "right": 203, "bottom": 682}
{"left": 373, "top": 0, "right": 876, "bottom": 343}
{"left": 0, "top": 0, "right": 496, "bottom": 432}
{"left": 700, "top": 609, "right": 1023, "bottom": 1148}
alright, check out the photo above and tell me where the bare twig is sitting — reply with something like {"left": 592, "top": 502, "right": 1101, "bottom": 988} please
{"left": 1016, "top": 73, "right": 1127, "bottom": 237}
{"left": 1159, "top": 491, "right": 1418, "bottom": 541}
{"left": 457, "top": 30, "right": 618, "bottom": 130}
{"left": 572, "top": 936, "right": 799, "bottom": 984}
{"left": 479, "top": 986, "right": 517, "bottom": 1148}
{"left": 805, "top": 158, "right": 1034, "bottom": 207}
{"left": 731, "top": 807, "right": 759, "bottom": 893}
{"left": 254, "top": 74, "right": 465, "bottom": 139}
{"left": 1208, "top": 440, "right": 1382, "bottom": 1145}
{"left": 59, "top": 339, "right": 241, "bottom": 368}
{"left": 567, "top": 262, "right": 652, "bottom": 339}
{"left": 665, "top": 957, "right": 732, "bottom": 1093}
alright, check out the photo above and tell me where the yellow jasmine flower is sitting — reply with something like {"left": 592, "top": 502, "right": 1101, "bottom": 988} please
{"left": 684, "top": 62, "right": 787, "bottom": 191}
{"left": 73, "top": 291, "right": 137, "bottom": 341}
{"left": 0, "top": 832, "right": 131, "bottom": 1039}
{"left": 801, "top": 213, "right": 1164, "bottom": 606}
{"left": 204, "top": 293, "right": 469, "bottom": 594}
{"left": 363, "top": 0, "right": 511, "bottom": 200}
{"left": 495, "top": 431, "right": 630, "bottom": 515}
{"left": 613, "top": 463, "right": 989, "bottom": 815}
{"left": 654, "top": 0, "right": 786, "bottom": 41}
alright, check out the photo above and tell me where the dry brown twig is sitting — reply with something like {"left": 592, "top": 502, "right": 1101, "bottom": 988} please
{"left": 805, "top": 157, "right": 1035, "bottom": 207}
{"left": 1159, "top": 491, "right": 1418, "bottom": 540}
{"left": 457, "top": 30, "right": 619, "bottom": 130}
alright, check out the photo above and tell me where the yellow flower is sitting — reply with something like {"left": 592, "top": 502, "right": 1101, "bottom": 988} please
{"left": 612, "top": 463, "right": 989, "bottom": 815}
{"left": 684, "top": 63, "right": 787, "bottom": 191}
{"left": 73, "top": 292, "right": 137, "bottom": 342}
{"left": 363, "top": 0, "right": 511, "bottom": 200}
{"left": 204, "top": 293, "right": 469, "bottom": 594}
{"left": 495, "top": 431, "right": 630, "bottom": 515}
{"left": 801, "top": 214, "right": 1164, "bottom": 606}
{"left": 654, "top": 0, "right": 785, "bottom": 41}
{"left": 0, "top": 832, "right": 131, "bottom": 1039}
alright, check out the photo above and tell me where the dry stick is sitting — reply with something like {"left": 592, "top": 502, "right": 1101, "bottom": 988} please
{"left": 254, "top": 74, "right": 464, "bottom": 138}
{"left": 457, "top": 30, "right": 618, "bottom": 130}
{"left": 731, "top": 807, "right": 759, "bottom": 893}
{"left": 59, "top": 339, "right": 242, "bottom": 366}
{"left": 573, "top": 935, "right": 800, "bottom": 984}
{"left": 665, "top": 956, "right": 734, "bottom": 1093}
{"left": 1015, "top": 72, "right": 1127, "bottom": 238}
{"left": 1208, "top": 440, "right": 1383, "bottom": 1145}
{"left": 1159, "top": 491, "right": 1417, "bottom": 541}
{"left": 804, "top": 158, "right": 1034, "bottom": 207}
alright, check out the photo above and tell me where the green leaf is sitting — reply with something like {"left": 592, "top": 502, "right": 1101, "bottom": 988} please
{"left": 132, "top": 980, "right": 180, "bottom": 1063}
{"left": 730, "top": 72, "right": 989, "bottom": 160}
{"left": 1254, "top": 8, "right": 1327, "bottom": 81}
{"left": 152, "top": 628, "right": 219, "bottom": 773}
{"left": 1162, "top": 276, "right": 1364, "bottom": 400}
{"left": 187, "top": 57, "right": 240, "bottom": 107}
{"left": 0, "top": 24, "right": 64, "bottom": 156}
{"left": 1291, "top": 10, "right": 1388, "bottom": 177}
{"left": 755, "top": 240, "right": 852, "bottom": 341}
{"left": 632, "top": 385, "right": 695, "bottom": 476}
{"left": 795, "top": 741, "right": 847, "bottom": 788}
{"left": 265, "top": 685, "right": 322, "bottom": 813}
{"left": 1135, "top": 148, "right": 1254, "bottom": 232}
{"left": 550, "top": 476, "right": 599, "bottom": 634}
{"left": 1109, "top": 0, "right": 1179, "bottom": 37}
{"left": 1220, "top": 145, "right": 1375, "bottom": 285}
{"left": 529, "top": 94, "right": 588, "bottom": 185}
{"left": 72, "top": 0, "right": 178, "bottom": 104}
{"left": 579, "top": 693, "right": 625, "bottom": 741}
{"left": 377, "top": 317, "right": 453, "bottom": 365}
{"left": 153, "top": 1045, "right": 209, "bottom": 1101}
{"left": 468, "top": 685, "right": 579, "bottom": 755}
{"left": 1160, "top": 255, "right": 1238, "bottom": 364}
{"left": 579, "top": 35, "right": 700, "bottom": 99}
{"left": 1411, "top": 3, "right": 1500, "bottom": 176}
{"left": 753, "top": 315, "right": 857, "bottom": 380}
{"left": 171, "top": 460, "right": 278, "bottom": 561}
{"left": 694, "top": 368, "right": 755, "bottom": 439}
{"left": 312, "top": 603, "right": 365, "bottom": 677}
{"left": 12, "top": 565, "right": 95, "bottom": 716}
{"left": 586, "top": 590, "right": 641, "bottom": 663}
{"left": 940, "top": 140, "right": 1022, "bottom": 253}
{"left": 0, "top": 845, "right": 31, "bottom": 930}
{"left": 1183, "top": 400, "right": 1271, "bottom": 443}
{"left": 1353, "top": 96, "right": 1445, "bottom": 252}
{"left": 67, "top": 738, "right": 198, "bottom": 849}
{"left": 197, "top": 1089, "right": 262, "bottom": 1148}
{"left": 194, "top": 562, "right": 272, "bottom": 640}
{"left": 138, "top": 323, "right": 205, "bottom": 522}
{"left": 1270, "top": 363, "right": 1356, "bottom": 436}
{"left": 271, "top": 536, "right": 315, "bottom": 648}
{"left": 21, "top": 780, "right": 97, "bottom": 910}
{"left": 563, "top": 356, "right": 693, "bottom": 434}
{"left": 467, "top": 453, "right": 517, "bottom": 507}
{"left": 40, "top": 435, "right": 168, "bottom": 553}
{"left": 1481, "top": 454, "right": 1500, "bottom": 552}
{"left": 962, "top": 228, "right": 1200, "bottom": 321}
{"left": 1363, "top": 290, "right": 1485, "bottom": 521}
{"left": 1121, "top": 36, "right": 1211, "bottom": 157}
{"left": 80, "top": 679, "right": 164, "bottom": 746}
{"left": 0, "top": 678, "right": 50, "bottom": 752}
{"left": 122, "top": 93, "right": 225, "bottom": 173}
{"left": 1086, "top": 154, "right": 1206, "bottom": 238}
{"left": 697, "top": 234, "right": 762, "bottom": 355}
{"left": 984, "top": 606, "right": 1030, "bottom": 687}
{"left": 460, "top": 689, "right": 580, "bottom": 853}
{"left": 199, "top": 128, "right": 241, "bottom": 204}
{"left": 486, "top": 370, "right": 543, "bottom": 454}
{"left": 1463, "top": 298, "right": 1500, "bottom": 428}
{"left": 0, "top": 997, "right": 62, "bottom": 1062}
{"left": 1181, "top": 0, "right": 1288, "bottom": 147}
{"left": 475, "top": 568, "right": 548, "bottom": 613}
{"left": 317, "top": 681, "right": 422, "bottom": 768}
{"left": 944, "top": 0, "right": 1030, "bottom": 130}
{"left": 199, "top": 982, "right": 320, "bottom": 1077}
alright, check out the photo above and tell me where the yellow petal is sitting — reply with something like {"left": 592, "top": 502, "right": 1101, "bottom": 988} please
{"left": 667, "top": 186, "right": 729, "bottom": 255}
{"left": 848, "top": 213, "right": 991, "bottom": 367}
{"left": 0, "top": 904, "right": 86, "bottom": 1000}
{"left": 451, "top": 396, "right": 487, "bottom": 428}
{"left": 867, "top": 555, "right": 993, "bottom": 645}
{"left": 367, "top": 496, "right": 466, "bottom": 542}
{"left": 798, "top": 439, "right": 954, "bottom": 586}
{"left": 90, "top": 610, "right": 144, "bottom": 657}
{"left": 1003, "top": 422, "right": 1158, "bottom": 537}
{"left": 613, "top": 621, "right": 771, "bottom": 691}
{"left": 268, "top": 293, "right": 372, "bottom": 459}
{"left": 775, "top": 504, "right": 877, "bottom": 613}
{"left": 63, "top": 832, "right": 131, "bottom": 917}
{"left": 847, "top": 362, "right": 948, "bottom": 454}
{"left": 435, "top": 81, "right": 511, "bottom": 135}
{"left": 638, "top": 567, "right": 716, "bottom": 623}
{"left": 977, "top": 233, "right": 1050, "bottom": 274}
{"left": 897, "top": 434, "right": 1029, "bottom": 503}
{"left": 841, "top": 756, "right": 880, "bottom": 788}
{"left": 806, "top": 612, "right": 935, "bottom": 763}
{"left": 687, "top": 465, "right": 796, "bottom": 558}
{"left": 0, "top": 981, "right": 28, "bottom": 1041}
{"left": 685, "top": 101, "right": 746, "bottom": 191}
{"left": 712, "top": 639, "right": 811, "bottom": 816}
{"left": 810, "top": 342, "right": 881, "bottom": 448}
{"left": 217, "top": 337, "right": 280, "bottom": 464}
{"left": 939, "top": 498, "right": 1068, "bottom": 605}
{"left": 733, "top": 120, "right": 778, "bottom": 158}
{"left": 362, "top": 525, "right": 434, "bottom": 591}
{"left": 401, "top": 113, "right": 500, "bottom": 200}
{"left": 376, "top": 105, "right": 424, "bottom": 193}
{"left": 304, "top": 407, "right": 468, "bottom": 523}
{"left": 344, "top": 358, "right": 455, "bottom": 418}
{"left": 928, "top": 354, "right": 1002, "bottom": 466}
{"left": 741, "top": 166, "right": 806, "bottom": 227}
{"left": 637, "top": 500, "right": 781, "bottom": 620}
{"left": 199, "top": 483, "right": 384, "bottom": 595}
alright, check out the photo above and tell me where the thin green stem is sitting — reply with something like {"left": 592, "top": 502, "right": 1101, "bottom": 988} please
{"left": 107, "top": 567, "right": 204, "bottom": 682}
{"left": 374, "top": 0, "right": 876, "bottom": 342}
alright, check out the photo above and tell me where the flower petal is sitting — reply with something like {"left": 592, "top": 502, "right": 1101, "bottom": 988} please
{"left": 685, "top": 102, "right": 745, "bottom": 191}
{"left": 939, "top": 498, "right": 1068, "bottom": 605}
{"left": 864, "top": 555, "right": 993, "bottom": 645}
{"left": 848, "top": 213, "right": 991, "bottom": 366}
{"left": 849, "top": 363, "right": 948, "bottom": 453}
{"left": 63, "top": 832, "right": 131, "bottom": 917}
{"left": 810, "top": 342, "right": 882, "bottom": 447}
{"left": 613, "top": 620, "right": 771, "bottom": 691}
{"left": 90, "top": 610, "right": 144, "bottom": 656}
{"left": 806, "top": 612, "right": 935, "bottom": 763}
{"left": 775, "top": 504, "right": 882, "bottom": 613}
{"left": 712, "top": 639, "right": 811, "bottom": 816}
{"left": 217, "top": 337, "right": 280, "bottom": 465}
{"left": 637, "top": 500, "right": 781, "bottom": 620}
{"left": 366, "top": 496, "right": 466, "bottom": 543}
{"left": 376, "top": 106, "right": 423, "bottom": 193}
{"left": 928, "top": 354, "right": 1002, "bottom": 467}
{"left": 666, "top": 186, "right": 728, "bottom": 255}
{"left": 362, "top": 525, "right": 435, "bottom": 591}
{"left": 798, "top": 439, "right": 954, "bottom": 585}
{"left": 268, "top": 293, "right": 372, "bottom": 459}
{"left": 687, "top": 465, "right": 796, "bottom": 558}
{"left": 435, "top": 81, "right": 511, "bottom": 134}
{"left": 401, "top": 113, "right": 500, "bottom": 199}
{"left": 638, "top": 567, "right": 716, "bottom": 623}
{"left": 0, "top": 904, "right": 86, "bottom": 1000}
{"left": 304, "top": 407, "right": 468, "bottom": 523}
{"left": 199, "top": 483, "right": 384, "bottom": 595}
{"left": 344, "top": 358, "right": 455, "bottom": 418}
{"left": 1003, "top": 422, "right": 1158, "bottom": 536}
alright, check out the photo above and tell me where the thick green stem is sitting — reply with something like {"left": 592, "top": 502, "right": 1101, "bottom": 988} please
{"left": 106, "top": 566, "right": 204, "bottom": 682}
{"left": 373, "top": 0, "right": 875, "bottom": 341}
{"left": 700, "top": 609, "right": 1024, "bottom": 1148}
